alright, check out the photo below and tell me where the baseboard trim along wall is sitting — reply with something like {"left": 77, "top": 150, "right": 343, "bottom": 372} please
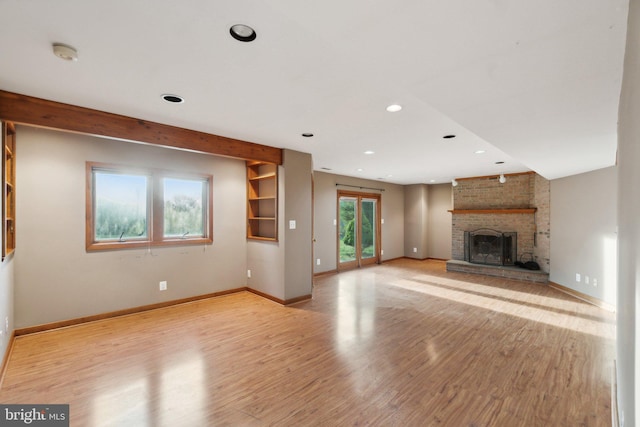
{"left": 246, "top": 288, "right": 312, "bottom": 306}
{"left": 14, "top": 288, "right": 247, "bottom": 336}
{"left": 612, "top": 359, "right": 619, "bottom": 427}
{"left": 548, "top": 281, "right": 615, "bottom": 312}
{"left": 14, "top": 287, "right": 313, "bottom": 338}
{"left": 313, "top": 269, "right": 338, "bottom": 278}
{"left": 0, "top": 330, "right": 16, "bottom": 389}
{"left": 312, "top": 258, "right": 445, "bottom": 278}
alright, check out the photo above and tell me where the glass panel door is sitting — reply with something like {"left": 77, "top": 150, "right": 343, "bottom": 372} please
{"left": 339, "top": 197, "right": 358, "bottom": 269}
{"left": 338, "top": 192, "right": 380, "bottom": 270}
{"left": 359, "top": 198, "right": 377, "bottom": 265}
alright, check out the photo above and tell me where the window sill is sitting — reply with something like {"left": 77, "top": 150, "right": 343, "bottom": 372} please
{"left": 86, "top": 237, "right": 212, "bottom": 252}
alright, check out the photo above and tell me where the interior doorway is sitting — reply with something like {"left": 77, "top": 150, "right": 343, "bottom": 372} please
{"left": 337, "top": 191, "right": 381, "bottom": 270}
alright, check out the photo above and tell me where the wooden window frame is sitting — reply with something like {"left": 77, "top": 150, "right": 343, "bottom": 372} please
{"left": 86, "top": 162, "right": 213, "bottom": 251}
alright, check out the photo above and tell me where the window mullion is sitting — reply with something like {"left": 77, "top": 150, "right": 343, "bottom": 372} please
{"left": 201, "top": 179, "right": 207, "bottom": 238}
{"left": 151, "top": 174, "right": 163, "bottom": 243}
{"left": 206, "top": 177, "right": 213, "bottom": 239}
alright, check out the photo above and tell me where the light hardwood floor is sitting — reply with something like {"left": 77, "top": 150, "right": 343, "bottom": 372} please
{"left": 0, "top": 259, "right": 615, "bottom": 426}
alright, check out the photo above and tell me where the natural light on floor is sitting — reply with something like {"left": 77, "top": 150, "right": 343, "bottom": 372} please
{"left": 336, "top": 278, "right": 376, "bottom": 350}
{"left": 93, "top": 377, "right": 149, "bottom": 426}
{"left": 393, "top": 275, "right": 613, "bottom": 338}
{"left": 92, "top": 350, "right": 206, "bottom": 426}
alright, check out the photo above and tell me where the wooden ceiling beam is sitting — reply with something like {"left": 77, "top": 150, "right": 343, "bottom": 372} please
{"left": 0, "top": 90, "right": 282, "bottom": 164}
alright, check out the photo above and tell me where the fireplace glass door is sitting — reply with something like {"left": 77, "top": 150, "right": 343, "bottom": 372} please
{"left": 465, "top": 229, "right": 517, "bottom": 266}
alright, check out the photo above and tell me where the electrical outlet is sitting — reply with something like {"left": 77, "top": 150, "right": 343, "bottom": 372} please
{"left": 5, "top": 316, "right": 8, "bottom": 333}
{"left": 413, "top": 247, "right": 417, "bottom": 253}
{"left": 585, "top": 276, "right": 590, "bottom": 285}
{"left": 159, "top": 281, "right": 167, "bottom": 291}
{"left": 593, "top": 278, "right": 598, "bottom": 287}
{"left": 381, "top": 249, "right": 384, "bottom": 255}
{"left": 316, "top": 259, "right": 321, "bottom": 266}
{"left": 575, "top": 273, "right": 581, "bottom": 282}
{"left": 247, "top": 269, "right": 251, "bottom": 278}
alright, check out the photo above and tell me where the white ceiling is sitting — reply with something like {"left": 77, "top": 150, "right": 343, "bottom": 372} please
{"left": 0, "top": 0, "right": 629, "bottom": 184}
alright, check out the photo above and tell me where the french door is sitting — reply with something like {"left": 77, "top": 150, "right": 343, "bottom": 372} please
{"left": 337, "top": 191, "right": 381, "bottom": 270}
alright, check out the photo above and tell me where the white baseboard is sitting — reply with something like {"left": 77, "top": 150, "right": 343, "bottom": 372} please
{"left": 612, "top": 359, "right": 619, "bottom": 426}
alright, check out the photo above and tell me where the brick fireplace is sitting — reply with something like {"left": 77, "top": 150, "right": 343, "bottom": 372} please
{"left": 446, "top": 172, "right": 550, "bottom": 283}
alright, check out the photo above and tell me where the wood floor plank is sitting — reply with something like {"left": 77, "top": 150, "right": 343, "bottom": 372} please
{"left": 0, "top": 259, "right": 614, "bottom": 426}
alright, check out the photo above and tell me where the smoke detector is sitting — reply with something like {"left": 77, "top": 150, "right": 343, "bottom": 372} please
{"left": 52, "top": 43, "right": 78, "bottom": 61}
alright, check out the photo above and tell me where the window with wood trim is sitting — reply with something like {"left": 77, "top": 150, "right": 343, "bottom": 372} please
{"left": 86, "top": 162, "right": 212, "bottom": 251}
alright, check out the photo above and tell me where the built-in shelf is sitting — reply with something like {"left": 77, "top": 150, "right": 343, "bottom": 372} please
{"left": 249, "top": 172, "right": 276, "bottom": 181}
{"left": 247, "top": 161, "right": 278, "bottom": 241}
{"left": 448, "top": 208, "right": 537, "bottom": 215}
{"left": 2, "top": 121, "right": 15, "bottom": 259}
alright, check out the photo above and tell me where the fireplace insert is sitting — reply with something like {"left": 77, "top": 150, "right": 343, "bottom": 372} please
{"left": 464, "top": 229, "right": 517, "bottom": 266}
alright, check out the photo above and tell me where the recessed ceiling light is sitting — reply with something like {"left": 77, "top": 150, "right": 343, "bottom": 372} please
{"left": 475, "top": 150, "right": 486, "bottom": 154}
{"left": 386, "top": 104, "right": 402, "bottom": 113}
{"left": 230, "top": 24, "right": 257, "bottom": 42}
{"left": 443, "top": 134, "right": 456, "bottom": 139}
{"left": 52, "top": 43, "right": 78, "bottom": 61}
{"left": 364, "top": 150, "right": 375, "bottom": 155}
{"left": 162, "top": 94, "right": 184, "bottom": 103}
{"left": 356, "top": 168, "right": 363, "bottom": 172}
{"left": 429, "top": 179, "right": 436, "bottom": 183}
{"left": 302, "top": 133, "right": 314, "bottom": 138}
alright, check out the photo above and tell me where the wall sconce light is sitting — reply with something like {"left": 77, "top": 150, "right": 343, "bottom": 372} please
{"left": 452, "top": 178, "right": 458, "bottom": 187}
{"left": 499, "top": 174, "right": 506, "bottom": 184}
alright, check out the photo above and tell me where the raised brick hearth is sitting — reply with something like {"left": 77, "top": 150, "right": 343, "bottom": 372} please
{"left": 446, "top": 259, "right": 549, "bottom": 283}
{"left": 447, "top": 172, "right": 550, "bottom": 282}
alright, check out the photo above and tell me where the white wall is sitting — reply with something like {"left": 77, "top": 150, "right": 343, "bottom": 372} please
{"left": 617, "top": 1, "right": 640, "bottom": 422}
{"left": 549, "top": 166, "right": 617, "bottom": 305}
{"left": 247, "top": 164, "right": 285, "bottom": 300}
{"left": 283, "top": 150, "right": 313, "bottom": 300}
{"left": 15, "top": 126, "right": 248, "bottom": 327}
{"left": 313, "top": 172, "right": 405, "bottom": 273}
{"left": 404, "top": 184, "right": 429, "bottom": 259}
{"left": 244, "top": 150, "right": 314, "bottom": 302}
{"left": 0, "top": 255, "right": 14, "bottom": 362}
{"left": 427, "top": 184, "right": 453, "bottom": 260}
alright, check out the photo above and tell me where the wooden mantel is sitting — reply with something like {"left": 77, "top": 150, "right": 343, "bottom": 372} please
{"left": 448, "top": 208, "right": 537, "bottom": 214}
